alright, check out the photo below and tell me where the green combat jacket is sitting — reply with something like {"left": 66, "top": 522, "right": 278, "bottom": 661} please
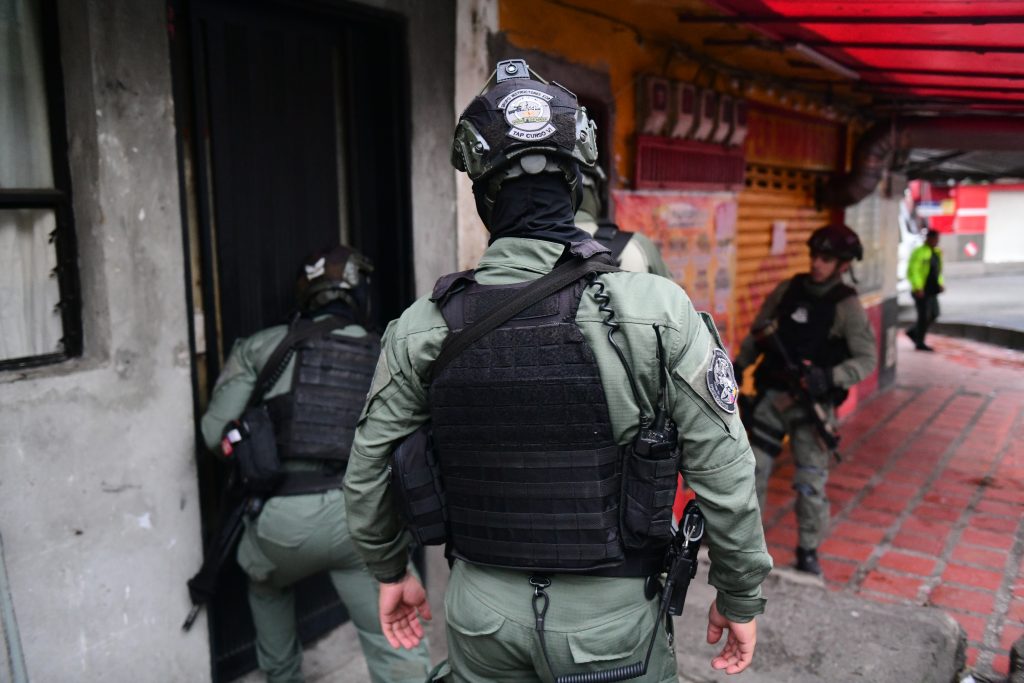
{"left": 735, "top": 276, "right": 878, "bottom": 390}
{"left": 343, "top": 237, "right": 772, "bottom": 622}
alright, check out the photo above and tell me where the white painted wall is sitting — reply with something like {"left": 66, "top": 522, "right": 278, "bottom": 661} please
{"left": 984, "top": 191, "right": 1024, "bottom": 263}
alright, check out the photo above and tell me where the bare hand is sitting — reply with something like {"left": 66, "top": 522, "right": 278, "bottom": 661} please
{"left": 707, "top": 601, "right": 757, "bottom": 674}
{"left": 379, "top": 574, "right": 432, "bottom": 649}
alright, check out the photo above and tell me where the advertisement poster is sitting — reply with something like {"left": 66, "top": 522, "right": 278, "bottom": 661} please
{"left": 612, "top": 190, "right": 738, "bottom": 351}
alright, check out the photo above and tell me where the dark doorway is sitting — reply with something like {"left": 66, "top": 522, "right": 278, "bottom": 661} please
{"left": 172, "top": 0, "right": 412, "bottom": 680}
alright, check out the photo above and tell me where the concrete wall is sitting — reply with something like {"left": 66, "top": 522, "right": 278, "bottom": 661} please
{"left": 454, "top": 0, "right": 497, "bottom": 270}
{"left": 0, "top": 1, "right": 207, "bottom": 680}
{"left": 0, "top": 1, "right": 460, "bottom": 680}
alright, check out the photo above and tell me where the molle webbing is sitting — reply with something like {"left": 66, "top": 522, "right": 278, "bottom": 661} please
{"left": 268, "top": 331, "right": 380, "bottom": 462}
{"left": 757, "top": 275, "right": 854, "bottom": 390}
{"left": 431, "top": 279, "right": 627, "bottom": 572}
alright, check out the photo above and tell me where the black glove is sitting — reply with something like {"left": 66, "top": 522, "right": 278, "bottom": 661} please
{"left": 803, "top": 365, "right": 832, "bottom": 400}
{"left": 733, "top": 361, "right": 745, "bottom": 381}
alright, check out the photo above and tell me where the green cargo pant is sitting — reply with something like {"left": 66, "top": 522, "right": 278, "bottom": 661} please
{"left": 444, "top": 560, "right": 677, "bottom": 683}
{"left": 749, "top": 389, "right": 833, "bottom": 549}
{"left": 237, "top": 489, "right": 431, "bottom": 683}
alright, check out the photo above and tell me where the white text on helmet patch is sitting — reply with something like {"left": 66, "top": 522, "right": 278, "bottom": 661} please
{"left": 500, "top": 89, "right": 556, "bottom": 141}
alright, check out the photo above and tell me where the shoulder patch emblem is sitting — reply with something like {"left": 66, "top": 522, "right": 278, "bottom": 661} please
{"left": 706, "top": 348, "right": 738, "bottom": 414}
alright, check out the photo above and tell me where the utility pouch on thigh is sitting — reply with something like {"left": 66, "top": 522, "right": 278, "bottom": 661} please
{"left": 390, "top": 422, "right": 447, "bottom": 546}
{"left": 621, "top": 422, "right": 680, "bottom": 549}
{"left": 223, "top": 405, "right": 285, "bottom": 495}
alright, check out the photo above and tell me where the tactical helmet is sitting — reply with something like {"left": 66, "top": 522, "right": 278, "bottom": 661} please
{"left": 451, "top": 59, "right": 598, "bottom": 218}
{"left": 807, "top": 223, "right": 863, "bottom": 262}
{"left": 295, "top": 245, "right": 374, "bottom": 317}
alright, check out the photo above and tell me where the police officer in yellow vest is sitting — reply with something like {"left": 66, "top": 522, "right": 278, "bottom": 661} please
{"left": 906, "top": 228, "right": 944, "bottom": 352}
{"left": 343, "top": 59, "right": 771, "bottom": 682}
{"left": 574, "top": 165, "right": 672, "bottom": 277}
{"left": 201, "top": 246, "right": 430, "bottom": 683}
{"left": 733, "top": 225, "right": 877, "bottom": 576}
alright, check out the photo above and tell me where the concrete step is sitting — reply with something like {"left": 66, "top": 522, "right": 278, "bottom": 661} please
{"left": 675, "top": 556, "right": 965, "bottom": 683}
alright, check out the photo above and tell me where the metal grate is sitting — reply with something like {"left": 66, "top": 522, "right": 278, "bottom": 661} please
{"left": 634, "top": 135, "right": 746, "bottom": 191}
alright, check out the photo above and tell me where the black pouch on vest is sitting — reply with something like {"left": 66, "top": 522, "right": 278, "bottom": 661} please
{"left": 390, "top": 423, "right": 447, "bottom": 546}
{"left": 223, "top": 406, "right": 285, "bottom": 495}
{"left": 619, "top": 324, "right": 680, "bottom": 550}
{"left": 620, "top": 418, "right": 680, "bottom": 549}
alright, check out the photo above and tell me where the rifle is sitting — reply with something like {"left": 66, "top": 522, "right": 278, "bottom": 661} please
{"left": 753, "top": 319, "right": 841, "bottom": 461}
{"left": 182, "top": 489, "right": 260, "bottom": 631}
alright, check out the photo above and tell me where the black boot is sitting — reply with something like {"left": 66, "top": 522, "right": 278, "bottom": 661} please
{"left": 796, "top": 547, "right": 822, "bottom": 576}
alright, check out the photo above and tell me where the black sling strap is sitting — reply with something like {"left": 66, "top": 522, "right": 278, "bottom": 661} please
{"left": 248, "top": 316, "right": 347, "bottom": 408}
{"left": 430, "top": 256, "right": 619, "bottom": 382}
{"left": 593, "top": 222, "right": 634, "bottom": 264}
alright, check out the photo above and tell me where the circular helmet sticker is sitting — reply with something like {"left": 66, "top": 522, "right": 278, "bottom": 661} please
{"left": 499, "top": 88, "right": 557, "bottom": 141}
{"left": 706, "top": 348, "right": 738, "bottom": 414}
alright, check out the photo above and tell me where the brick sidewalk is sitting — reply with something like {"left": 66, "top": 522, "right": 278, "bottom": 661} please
{"left": 760, "top": 334, "right": 1024, "bottom": 680}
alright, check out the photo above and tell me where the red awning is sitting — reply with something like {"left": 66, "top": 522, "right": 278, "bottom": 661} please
{"left": 694, "top": 1, "right": 1024, "bottom": 115}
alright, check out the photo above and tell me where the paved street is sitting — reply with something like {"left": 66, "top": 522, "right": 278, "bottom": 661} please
{"left": 899, "top": 264, "right": 1024, "bottom": 336}
{"left": 762, "top": 332, "right": 1024, "bottom": 680}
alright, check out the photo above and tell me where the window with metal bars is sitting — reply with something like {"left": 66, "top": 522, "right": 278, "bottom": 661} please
{"left": 1, "top": 0, "right": 81, "bottom": 370}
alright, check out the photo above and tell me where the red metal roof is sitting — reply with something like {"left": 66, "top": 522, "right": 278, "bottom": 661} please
{"left": 696, "top": 1, "right": 1024, "bottom": 115}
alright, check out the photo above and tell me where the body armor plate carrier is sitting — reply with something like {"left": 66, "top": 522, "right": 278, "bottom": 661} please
{"left": 431, "top": 274, "right": 657, "bottom": 576}
{"left": 267, "top": 330, "right": 380, "bottom": 464}
{"left": 755, "top": 273, "right": 855, "bottom": 403}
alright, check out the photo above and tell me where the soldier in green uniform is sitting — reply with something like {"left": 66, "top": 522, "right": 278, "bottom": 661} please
{"left": 343, "top": 60, "right": 771, "bottom": 682}
{"left": 200, "top": 246, "right": 430, "bottom": 683}
{"left": 574, "top": 165, "right": 672, "bottom": 276}
{"left": 733, "top": 225, "right": 877, "bottom": 576}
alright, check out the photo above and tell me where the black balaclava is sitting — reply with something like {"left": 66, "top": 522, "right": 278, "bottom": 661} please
{"left": 476, "top": 171, "right": 591, "bottom": 247}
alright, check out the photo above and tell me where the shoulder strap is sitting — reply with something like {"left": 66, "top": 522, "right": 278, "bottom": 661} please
{"left": 430, "top": 257, "right": 619, "bottom": 382}
{"left": 593, "top": 222, "right": 633, "bottom": 263}
{"left": 248, "top": 316, "right": 347, "bottom": 407}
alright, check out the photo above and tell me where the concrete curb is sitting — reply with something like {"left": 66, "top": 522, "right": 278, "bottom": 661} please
{"left": 928, "top": 321, "right": 1024, "bottom": 352}
{"left": 675, "top": 556, "right": 966, "bottom": 683}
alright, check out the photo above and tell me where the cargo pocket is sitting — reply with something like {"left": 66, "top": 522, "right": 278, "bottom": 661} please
{"left": 445, "top": 586, "right": 510, "bottom": 670}
{"left": 567, "top": 603, "right": 654, "bottom": 664}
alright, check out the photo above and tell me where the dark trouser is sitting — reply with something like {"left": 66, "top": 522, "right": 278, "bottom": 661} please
{"left": 911, "top": 294, "right": 940, "bottom": 345}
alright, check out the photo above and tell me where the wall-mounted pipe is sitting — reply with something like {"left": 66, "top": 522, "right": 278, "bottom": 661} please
{"left": 821, "top": 116, "right": 1024, "bottom": 207}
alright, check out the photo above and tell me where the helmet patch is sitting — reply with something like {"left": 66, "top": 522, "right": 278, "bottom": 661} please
{"left": 706, "top": 348, "right": 738, "bottom": 414}
{"left": 500, "top": 89, "right": 556, "bottom": 141}
{"left": 304, "top": 257, "right": 326, "bottom": 280}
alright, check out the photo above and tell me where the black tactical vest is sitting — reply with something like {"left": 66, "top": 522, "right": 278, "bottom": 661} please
{"left": 267, "top": 329, "right": 380, "bottom": 464}
{"left": 755, "top": 274, "right": 855, "bottom": 393}
{"left": 430, "top": 273, "right": 640, "bottom": 575}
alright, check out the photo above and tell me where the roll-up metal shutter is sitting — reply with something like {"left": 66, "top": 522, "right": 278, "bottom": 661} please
{"left": 735, "top": 164, "right": 831, "bottom": 342}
